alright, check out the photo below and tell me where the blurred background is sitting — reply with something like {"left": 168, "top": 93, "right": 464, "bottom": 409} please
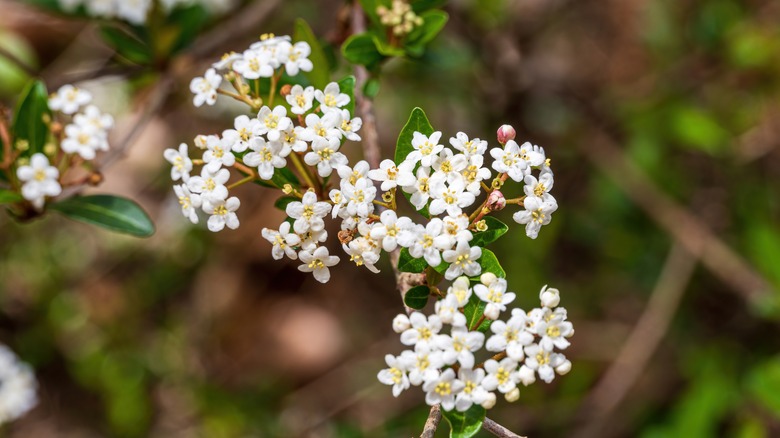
{"left": 1, "top": 0, "right": 779, "bottom": 436}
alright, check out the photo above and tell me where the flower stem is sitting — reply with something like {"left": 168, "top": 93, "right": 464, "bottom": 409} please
{"left": 228, "top": 175, "right": 256, "bottom": 190}
{"left": 289, "top": 152, "right": 317, "bottom": 190}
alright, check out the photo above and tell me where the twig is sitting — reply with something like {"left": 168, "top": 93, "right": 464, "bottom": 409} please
{"left": 571, "top": 243, "right": 696, "bottom": 438}
{"left": 420, "top": 404, "right": 442, "bottom": 438}
{"left": 483, "top": 417, "right": 526, "bottom": 438}
{"left": 0, "top": 45, "right": 37, "bottom": 77}
{"left": 189, "top": 0, "right": 283, "bottom": 59}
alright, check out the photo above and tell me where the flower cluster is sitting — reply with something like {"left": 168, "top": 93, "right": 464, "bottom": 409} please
{"left": 57, "top": 0, "right": 234, "bottom": 24}
{"left": 9, "top": 84, "right": 113, "bottom": 210}
{"left": 379, "top": 280, "right": 573, "bottom": 411}
{"left": 0, "top": 345, "right": 37, "bottom": 425}
{"left": 377, "top": 0, "right": 425, "bottom": 36}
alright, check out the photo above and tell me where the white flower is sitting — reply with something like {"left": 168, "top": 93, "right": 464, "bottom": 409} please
{"left": 523, "top": 172, "right": 554, "bottom": 199}
{"left": 447, "top": 276, "right": 472, "bottom": 308}
{"left": 223, "top": 115, "right": 261, "bottom": 153}
{"left": 285, "top": 191, "right": 331, "bottom": 234}
{"left": 435, "top": 326, "right": 484, "bottom": 369}
{"left": 202, "top": 135, "right": 235, "bottom": 173}
{"left": 297, "top": 246, "right": 340, "bottom": 283}
{"left": 0, "top": 345, "right": 37, "bottom": 425}
{"left": 187, "top": 168, "right": 230, "bottom": 203}
{"left": 304, "top": 137, "right": 348, "bottom": 177}
{"left": 261, "top": 222, "right": 301, "bottom": 260}
{"left": 116, "top": 0, "right": 151, "bottom": 24}
{"left": 73, "top": 105, "right": 114, "bottom": 150}
{"left": 49, "top": 84, "right": 91, "bottom": 115}
{"left": 482, "top": 357, "right": 519, "bottom": 394}
{"left": 430, "top": 149, "right": 468, "bottom": 185}
{"left": 243, "top": 137, "right": 286, "bottom": 180}
{"left": 454, "top": 368, "right": 490, "bottom": 412}
{"left": 190, "top": 68, "right": 222, "bottom": 107}
{"left": 485, "top": 309, "right": 534, "bottom": 361}
{"left": 534, "top": 307, "right": 574, "bottom": 352}
{"left": 400, "top": 312, "right": 442, "bottom": 350}
{"left": 233, "top": 49, "right": 274, "bottom": 79}
{"left": 405, "top": 219, "right": 444, "bottom": 267}
{"left": 280, "top": 41, "right": 313, "bottom": 76}
{"left": 203, "top": 196, "right": 240, "bottom": 232}
{"left": 401, "top": 344, "right": 443, "bottom": 386}
{"left": 517, "top": 365, "right": 536, "bottom": 386}
{"left": 343, "top": 237, "right": 381, "bottom": 273}
{"left": 406, "top": 131, "right": 443, "bottom": 168}
{"left": 337, "top": 160, "right": 371, "bottom": 186}
{"left": 474, "top": 275, "right": 516, "bottom": 320}
{"left": 369, "top": 210, "right": 413, "bottom": 252}
{"left": 392, "top": 314, "right": 411, "bottom": 334}
{"left": 523, "top": 344, "right": 568, "bottom": 384}
{"left": 342, "top": 177, "right": 376, "bottom": 217}
{"left": 61, "top": 123, "right": 101, "bottom": 160}
{"left": 442, "top": 240, "right": 482, "bottom": 280}
{"left": 423, "top": 368, "right": 463, "bottom": 411}
{"left": 257, "top": 106, "right": 293, "bottom": 142}
{"left": 403, "top": 166, "right": 432, "bottom": 211}
{"left": 490, "top": 140, "right": 528, "bottom": 182}
{"left": 435, "top": 294, "right": 467, "bottom": 327}
{"left": 337, "top": 109, "right": 362, "bottom": 142}
{"left": 461, "top": 155, "right": 492, "bottom": 195}
{"left": 314, "top": 82, "right": 350, "bottom": 113}
{"left": 173, "top": 184, "right": 201, "bottom": 224}
{"left": 429, "top": 173, "right": 475, "bottom": 217}
{"left": 512, "top": 195, "right": 558, "bottom": 239}
{"left": 298, "top": 228, "right": 328, "bottom": 252}
{"left": 277, "top": 125, "right": 309, "bottom": 153}
{"left": 164, "top": 143, "right": 193, "bottom": 182}
{"left": 368, "top": 159, "right": 415, "bottom": 191}
{"left": 435, "top": 214, "right": 472, "bottom": 251}
{"left": 518, "top": 141, "right": 546, "bottom": 168}
{"left": 16, "top": 153, "right": 61, "bottom": 210}
{"left": 449, "top": 132, "right": 487, "bottom": 157}
{"left": 286, "top": 85, "right": 315, "bottom": 115}
{"left": 301, "top": 111, "right": 343, "bottom": 143}
{"left": 378, "top": 354, "right": 411, "bottom": 397}
{"left": 539, "top": 285, "right": 560, "bottom": 308}
{"left": 212, "top": 51, "right": 241, "bottom": 71}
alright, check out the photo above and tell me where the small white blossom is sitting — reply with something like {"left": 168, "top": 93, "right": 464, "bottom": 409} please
{"left": 243, "top": 137, "right": 286, "bottom": 180}
{"left": 401, "top": 344, "right": 443, "bottom": 386}
{"left": 0, "top": 345, "right": 37, "bottom": 425}
{"left": 377, "top": 354, "right": 411, "bottom": 397}
{"left": 539, "top": 285, "right": 560, "bottom": 308}
{"left": 301, "top": 111, "right": 343, "bottom": 143}
{"left": 223, "top": 115, "right": 261, "bottom": 153}
{"left": 187, "top": 168, "right": 230, "bottom": 203}
{"left": 233, "top": 49, "right": 274, "bottom": 79}
{"left": 204, "top": 196, "right": 240, "bottom": 232}
{"left": 400, "top": 312, "right": 442, "bottom": 350}
{"left": 534, "top": 307, "right": 574, "bottom": 352}
{"left": 523, "top": 344, "right": 567, "bottom": 384}
{"left": 485, "top": 309, "right": 534, "bottom": 361}
{"left": 449, "top": 132, "right": 487, "bottom": 157}
{"left": 423, "top": 368, "right": 463, "bottom": 411}
{"left": 164, "top": 143, "right": 193, "bottom": 182}
{"left": 285, "top": 191, "right": 331, "bottom": 234}
{"left": 173, "top": 184, "right": 201, "bottom": 224}
{"left": 61, "top": 123, "right": 101, "bottom": 160}
{"left": 429, "top": 173, "right": 476, "bottom": 217}
{"left": 202, "top": 135, "right": 235, "bottom": 173}
{"left": 279, "top": 41, "right": 314, "bottom": 76}
{"left": 304, "top": 137, "right": 348, "bottom": 177}
{"left": 405, "top": 219, "right": 444, "bottom": 267}
{"left": 337, "top": 109, "right": 362, "bottom": 142}
{"left": 16, "top": 153, "right": 61, "bottom": 210}
{"left": 512, "top": 195, "right": 558, "bottom": 239}
{"left": 442, "top": 240, "right": 482, "bottom": 280}
{"left": 406, "top": 131, "right": 443, "bottom": 168}
{"left": 286, "top": 85, "right": 315, "bottom": 115}
{"left": 297, "top": 246, "right": 340, "bottom": 283}
{"left": 261, "top": 222, "right": 301, "bottom": 260}
{"left": 369, "top": 210, "right": 413, "bottom": 252}
{"left": 190, "top": 68, "right": 222, "bottom": 107}
{"left": 368, "top": 159, "right": 415, "bottom": 191}
{"left": 474, "top": 275, "right": 516, "bottom": 320}
{"left": 392, "top": 314, "right": 411, "bottom": 334}
{"left": 342, "top": 177, "right": 376, "bottom": 218}
{"left": 490, "top": 140, "right": 528, "bottom": 182}
{"left": 435, "top": 326, "right": 485, "bottom": 369}
{"left": 435, "top": 294, "right": 467, "bottom": 327}
{"left": 447, "top": 276, "right": 472, "bottom": 308}
{"left": 482, "top": 357, "right": 519, "bottom": 394}
{"left": 257, "top": 105, "right": 293, "bottom": 142}
{"left": 455, "top": 368, "right": 490, "bottom": 412}
{"left": 49, "top": 84, "right": 91, "bottom": 115}
{"left": 314, "top": 82, "right": 350, "bottom": 113}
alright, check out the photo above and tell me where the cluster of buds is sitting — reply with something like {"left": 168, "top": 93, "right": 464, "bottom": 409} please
{"left": 377, "top": 0, "right": 425, "bottom": 36}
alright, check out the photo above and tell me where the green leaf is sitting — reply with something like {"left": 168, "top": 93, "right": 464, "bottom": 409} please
{"left": 100, "top": 26, "right": 152, "bottom": 65}
{"left": 471, "top": 216, "right": 509, "bottom": 247}
{"left": 405, "top": 10, "right": 449, "bottom": 55}
{"left": 394, "top": 107, "right": 435, "bottom": 218}
{"left": 274, "top": 196, "right": 298, "bottom": 211}
{"left": 364, "top": 77, "right": 381, "bottom": 98}
{"left": 373, "top": 35, "right": 406, "bottom": 57}
{"left": 442, "top": 405, "right": 486, "bottom": 438}
{"left": 404, "top": 285, "right": 430, "bottom": 309}
{"left": 50, "top": 195, "right": 155, "bottom": 237}
{"left": 168, "top": 5, "right": 210, "bottom": 54}
{"left": 337, "top": 75, "right": 356, "bottom": 116}
{"left": 0, "top": 189, "right": 22, "bottom": 205}
{"left": 747, "top": 356, "right": 780, "bottom": 419}
{"left": 13, "top": 80, "right": 50, "bottom": 156}
{"left": 412, "top": 0, "right": 448, "bottom": 13}
{"left": 477, "top": 249, "right": 505, "bottom": 279}
{"left": 463, "top": 289, "right": 491, "bottom": 332}
{"left": 294, "top": 19, "right": 330, "bottom": 89}
{"left": 358, "top": 0, "right": 384, "bottom": 27}
{"left": 342, "top": 33, "right": 385, "bottom": 69}
{"left": 398, "top": 247, "right": 428, "bottom": 273}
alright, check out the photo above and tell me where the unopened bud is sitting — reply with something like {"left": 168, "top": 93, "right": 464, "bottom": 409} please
{"left": 392, "top": 314, "right": 411, "bottom": 333}
{"left": 43, "top": 143, "right": 58, "bottom": 156}
{"left": 556, "top": 360, "right": 572, "bottom": 376}
{"left": 88, "top": 171, "right": 104, "bottom": 186}
{"left": 505, "top": 387, "right": 520, "bottom": 402}
{"left": 497, "top": 124, "right": 516, "bottom": 145}
{"left": 15, "top": 140, "right": 29, "bottom": 152}
{"left": 484, "top": 304, "right": 500, "bottom": 320}
{"left": 194, "top": 135, "right": 209, "bottom": 149}
{"left": 486, "top": 190, "right": 506, "bottom": 211}
{"left": 518, "top": 365, "right": 536, "bottom": 386}
{"left": 480, "top": 272, "right": 497, "bottom": 286}
{"left": 481, "top": 392, "right": 497, "bottom": 409}
{"left": 50, "top": 121, "right": 63, "bottom": 136}
{"left": 280, "top": 84, "right": 292, "bottom": 97}
{"left": 539, "top": 285, "right": 560, "bottom": 308}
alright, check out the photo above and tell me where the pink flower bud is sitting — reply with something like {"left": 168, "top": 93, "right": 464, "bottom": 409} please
{"left": 497, "top": 124, "right": 516, "bottom": 145}
{"left": 486, "top": 190, "right": 506, "bottom": 211}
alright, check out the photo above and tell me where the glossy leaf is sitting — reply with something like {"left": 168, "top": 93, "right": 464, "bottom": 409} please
{"left": 0, "top": 189, "right": 22, "bottom": 205}
{"left": 394, "top": 107, "right": 435, "bottom": 218}
{"left": 50, "top": 195, "right": 155, "bottom": 237}
{"left": 404, "top": 285, "right": 430, "bottom": 310}
{"left": 100, "top": 26, "right": 152, "bottom": 65}
{"left": 477, "top": 249, "right": 505, "bottom": 279}
{"left": 405, "top": 10, "right": 449, "bottom": 56}
{"left": 373, "top": 35, "right": 406, "bottom": 57}
{"left": 13, "top": 80, "right": 50, "bottom": 156}
{"left": 471, "top": 216, "right": 509, "bottom": 247}
{"left": 463, "top": 289, "right": 490, "bottom": 332}
{"left": 342, "top": 33, "right": 384, "bottom": 69}
{"left": 442, "top": 405, "right": 486, "bottom": 438}
{"left": 398, "top": 247, "right": 428, "bottom": 273}
{"left": 294, "top": 19, "right": 330, "bottom": 89}
{"left": 337, "top": 75, "right": 356, "bottom": 116}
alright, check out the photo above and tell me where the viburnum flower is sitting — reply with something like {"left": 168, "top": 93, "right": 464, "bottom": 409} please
{"left": 429, "top": 173, "right": 476, "bottom": 216}
{"left": 223, "top": 115, "right": 261, "bottom": 153}
{"left": 278, "top": 125, "right": 309, "bottom": 153}
{"left": 190, "top": 68, "right": 222, "bottom": 107}
{"left": 442, "top": 240, "right": 482, "bottom": 280}
{"left": 286, "top": 85, "right": 315, "bottom": 115}
{"left": 368, "top": 159, "right": 414, "bottom": 191}
{"left": 369, "top": 210, "right": 413, "bottom": 252}
{"left": 202, "top": 136, "right": 235, "bottom": 173}
{"left": 298, "top": 228, "right": 327, "bottom": 252}
{"left": 233, "top": 48, "right": 274, "bottom": 79}
{"left": 539, "top": 285, "right": 560, "bottom": 308}
{"left": 164, "top": 143, "right": 193, "bottom": 182}
{"left": 74, "top": 105, "right": 114, "bottom": 147}
{"left": 534, "top": 307, "right": 574, "bottom": 352}
{"left": 314, "top": 82, "right": 350, "bottom": 113}
{"left": 49, "top": 84, "right": 91, "bottom": 115}
{"left": 187, "top": 168, "right": 230, "bottom": 203}
{"left": 204, "top": 196, "right": 240, "bottom": 232}
{"left": 279, "top": 41, "right": 314, "bottom": 76}
{"left": 430, "top": 149, "right": 468, "bottom": 184}
{"left": 61, "top": 123, "right": 101, "bottom": 160}
{"left": 0, "top": 345, "right": 37, "bottom": 425}
{"left": 435, "top": 214, "right": 472, "bottom": 250}
{"left": 304, "top": 137, "right": 348, "bottom": 177}
{"left": 423, "top": 368, "right": 463, "bottom": 411}
{"left": 406, "top": 131, "right": 444, "bottom": 168}
{"left": 435, "top": 294, "right": 467, "bottom": 327}
{"left": 449, "top": 132, "right": 488, "bottom": 157}
{"left": 517, "top": 141, "right": 546, "bottom": 168}
{"left": 486, "top": 309, "right": 534, "bottom": 361}
{"left": 461, "top": 155, "right": 492, "bottom": 195}
{"left": 393, "top": 314, "right": 411, "bottom": 334}
{"left": 400, "top": 312, "right": 443, "bottom": 350}
{"left": 436, "top": 326, "right": 485, "bottom": 369}
{"left": 337, "top": 109, "right": 363, "bottom": 142}
{"left": 523, "top": 344, "right": 568, "bottom": 384}
{"left": 401, "top": 344, "right": 444, "bottom": 386}
{"left": 173, "top": 184, "right": 201, "bottom": 224}
{"left": 301, "top": 111, "right": 343, "bottom": 143}
{"left": 378, "top": 354, "right": 411, "bottom": 397}
{"left": 490, "top": 139, "right": 528, "bottom": 182}
{"left": 474, "top": 274, "right": 516, "bottom": 320}
{"left": 513, "top": 195, "right": 558, "bottom": 239}
{"left": 297, "top": 246, "right": 340, "bottom": 283}
{"left": 343, "top": 237, "right": 381, "bottom": 273}
{"left": 482, "top": 357, "right": 519, "bottom": 394}
{"left": 447, "top": 276, "right": 473, "bottom": 307}
{"left": 405, "top": 166, "right": 432, "bottom": 211}
{"left": 523, "top": 171, "right": 554, "bottom": 199}
{"left": 257, "top": 105, "right": 292, "bottom": 142}
{"left": 261, "top": 222, "right": 301, "bottom": 260}
{"left": 455, "top": 368, "right": 490, "bottom": 412}
{"left": 16, "top": 153, "right": 61, "bottom": 210}
{"left": 338, "top": 160, "right": 370, "bottom": 186}
{"left": 243, "top": 137, "right": 286, "bottom": 180}
{"left": 404, "top": 219, "right": 444, "bottom": 267}
{"left": 342, "top": 177, "right": 376, "bottom": 217}
{"left": 285, "top": 191, "right": 331, "bottom": 234}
